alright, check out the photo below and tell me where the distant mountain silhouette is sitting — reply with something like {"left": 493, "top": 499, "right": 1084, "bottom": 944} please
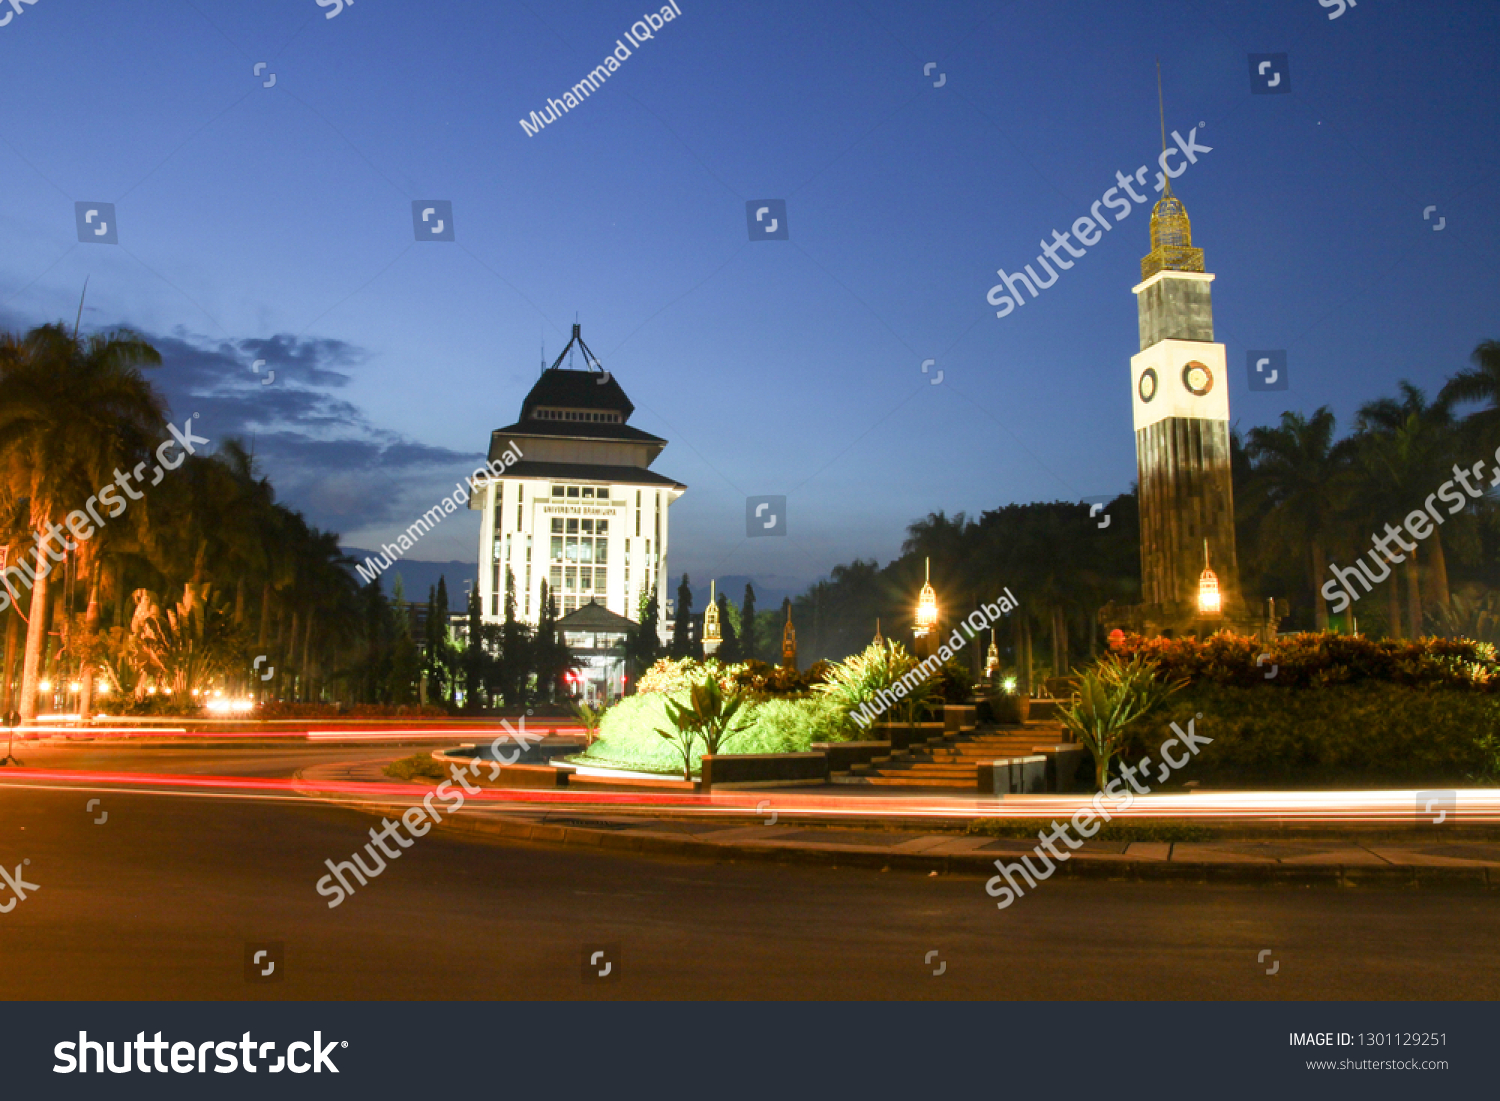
{"left": 342, "top": 550, "right": 476, "bottom": 604}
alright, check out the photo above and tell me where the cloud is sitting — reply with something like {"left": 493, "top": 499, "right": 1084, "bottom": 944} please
{"left": 128, "top": 324, "right": 482, "bottom": 536}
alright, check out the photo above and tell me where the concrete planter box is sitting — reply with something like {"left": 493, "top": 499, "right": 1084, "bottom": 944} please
{"left": 812, "top": 740, "right": 891, "bottom": 773}
{"left": 912, "top": 720, "right": 946, "bottom": 746}
{"left": 877, "top": 722, "right": 918, "bottom": 752}
{"left": 431, "top": 749, "right": 572, "bottom": 788}
{"left": 700, "top": 752, "right": 829, "bottom": 789}
{"left": 943, "top": 705, "right": 977, "bottom": 733}
{"left": 1033, "top": 744, "right": 1088, "bottom": 793}
{"left": 984, "top": 755, "right": 1048, "bottom": 795}
{"left": 481, "top": 763, "right": 570, "bottom": 788}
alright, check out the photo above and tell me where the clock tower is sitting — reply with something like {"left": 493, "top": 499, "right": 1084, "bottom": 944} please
{"left": 1122, "top": 182, "right": 1255, "bottom": 636}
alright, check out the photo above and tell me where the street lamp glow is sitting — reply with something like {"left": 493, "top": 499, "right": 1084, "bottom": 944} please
{"left": 1198, "top": 540, "right": 1221, "bottom": 617}
{"left": 914, "top": 558, "right": 938, "bottom": 637}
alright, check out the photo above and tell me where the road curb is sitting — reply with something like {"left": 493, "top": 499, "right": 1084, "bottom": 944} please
{"left": 315, "top": 790, "right": 1499, "bottom": 890}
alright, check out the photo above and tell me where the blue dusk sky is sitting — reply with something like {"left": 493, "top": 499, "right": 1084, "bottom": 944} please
{"left": 1, "top": 0, "right": 1496, "bottom": 598}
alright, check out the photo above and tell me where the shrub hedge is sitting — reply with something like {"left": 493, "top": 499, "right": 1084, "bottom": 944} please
{"left": 1135, "top": 683, "right": 1498, "bottom": 786}
{"left": 1111, "top": 632, "right": 1499, "bottom": 691}
{"left": 636, "top": 657, "right": 828, "bottom": 697}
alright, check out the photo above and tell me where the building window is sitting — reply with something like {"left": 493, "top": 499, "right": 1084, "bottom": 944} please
{"left": 534, "top": 408, "right": 621, "bottom": 424}
{"left": 516, "top": 485, "right": 524, "bottom": 530}
{"left": 493, "top": 483, "right": 504, "bottom": 530}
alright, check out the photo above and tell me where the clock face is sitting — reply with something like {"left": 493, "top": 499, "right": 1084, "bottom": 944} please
{"left": 1182, "top": 360, "right": 1214, "bottom": 396}
{"left": 1138, "top": 368, "right": 1158, "bottom": 403}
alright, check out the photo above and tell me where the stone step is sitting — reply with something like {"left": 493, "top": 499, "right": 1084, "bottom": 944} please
{"left": 830, "top": 773, "right": 977, "bottom": 788}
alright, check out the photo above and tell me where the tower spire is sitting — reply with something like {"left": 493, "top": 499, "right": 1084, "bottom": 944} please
{"left": 1155, "top": 59, "right": 1171, "bottom": 198}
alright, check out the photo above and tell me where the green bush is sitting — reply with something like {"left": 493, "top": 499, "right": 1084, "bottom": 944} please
{"left": 1110, "top": 632, "right": 1499, "bottom": 691}
{"left": 1137, "top": 683, "right": 1499, "bottom": 786}
{"left": 635, "top": 656, "right": 828, "bottom": 697}
{"left": 383, "top": 754, "right": 448, "bottom": 782}
{"left": 814, "top": 640, "right": 941, "bottom": 727}
{"left": 577, "top": 693, "right": 847, "bottom": 775}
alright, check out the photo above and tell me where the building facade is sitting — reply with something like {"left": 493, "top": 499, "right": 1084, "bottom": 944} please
{"left": 471, "top": 326, "right": 685, "bottom": 641}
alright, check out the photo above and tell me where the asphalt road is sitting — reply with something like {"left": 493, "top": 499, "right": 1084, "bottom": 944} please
{"left": 1, "top": 784, "right": 1497, "bottom": 1000}
{"left": 6, "top": 742, "right": 414, "bottom": 778}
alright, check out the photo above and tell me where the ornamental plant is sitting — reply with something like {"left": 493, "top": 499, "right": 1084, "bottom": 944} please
{"left": 1059, "top": 653, "right": 1188, "bottom": 792}
{"left": 654, "top": 675, "right": 751, "bottom": 781}
{"left": 814, "top": 640, "right": 938, "bottom": 730}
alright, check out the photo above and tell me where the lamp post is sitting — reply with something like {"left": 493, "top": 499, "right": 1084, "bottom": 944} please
{"left": 914, "top": 558, "right": 939, "bottom": 659}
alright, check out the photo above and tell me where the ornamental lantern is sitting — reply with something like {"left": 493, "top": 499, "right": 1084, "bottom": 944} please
{"left": 1197, "top": 540, "right": 1221, "bottom": 617}
{"left": 703, "top": 579, "right": 722, "bottom": 656}
{"left": 914, "top": 558, "right": 938, "bottom": 637}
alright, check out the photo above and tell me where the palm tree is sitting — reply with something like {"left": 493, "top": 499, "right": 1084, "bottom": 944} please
{"left": 0, "top": 325, "right": 165, "bottom": 722}
{"left": 1244, "top": 408, "right": 1346, "bottom": 631}
{"left": 1353, "top": 382, "right": 1458, "bottom": 628}
{"left": 1439, "top": 339, "right": 1500, "bottom": 450}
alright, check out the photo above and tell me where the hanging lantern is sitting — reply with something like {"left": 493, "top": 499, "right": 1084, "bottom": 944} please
{"left": 1197, "top": 540, "right": 1221, "bottom": 617}
{"left": 914, "top": 558, "right": 939, "bottom": 637}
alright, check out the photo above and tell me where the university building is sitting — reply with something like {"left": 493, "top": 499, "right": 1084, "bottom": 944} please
{"left": 470, "top": 327, "right": 685, "bottom": 689}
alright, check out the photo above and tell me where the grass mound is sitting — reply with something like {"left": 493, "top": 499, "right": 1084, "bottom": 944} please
{"left": 382, "top": 754, "right": 447, "bottom": 782}
{"left": 576, "top": 693, "right": 849, "bottom": 776}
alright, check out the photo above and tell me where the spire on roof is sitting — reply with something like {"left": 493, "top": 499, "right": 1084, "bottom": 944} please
{"left": 1141, "top": 64, "right": 1205, "bottom": 281}
{"left": 547, "top": 322, "right": 607, "bottom": 376}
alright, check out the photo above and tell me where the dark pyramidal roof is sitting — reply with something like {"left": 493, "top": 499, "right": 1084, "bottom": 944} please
{"left": 518, "top": 366, "right": 634, "bottom": 421}
{"left": 556, "top": 598, "right": 638, "bottom": 633}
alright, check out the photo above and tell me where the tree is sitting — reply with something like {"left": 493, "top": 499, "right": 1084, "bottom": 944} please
{"left": 740, "top": 583, "right": 757, "bottom": 662}
{"left": 1353, "top": 382, "right": 1459, "bottom": 626}
{"left": 0, "top": 324, "right": 165, "bottom": 722}
{"left": 716, "top": 591, "right": 740, "bottom": 661}
{"left": 671, "top": 573, "right": 693, "bottom": 658}
{"left": 1440, "top": 339, "right": 1500, "bottom": 451}
{"left": 625, "top": 582, "right": 660, "bottom": 678}
{"left": 533, "top": 580, "right": 573, "bottom": 700}
{"left": 427, "top": 576, "right": 453, "bottom": 705}
{"left": 464, "top": 585, "right": 485, "bottom": 710}
{"left": 498, "top": 566, "right": 531, "bottom": 705}
{"left": 1244, "top": 408, "right": 1347, "bottom": 631}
